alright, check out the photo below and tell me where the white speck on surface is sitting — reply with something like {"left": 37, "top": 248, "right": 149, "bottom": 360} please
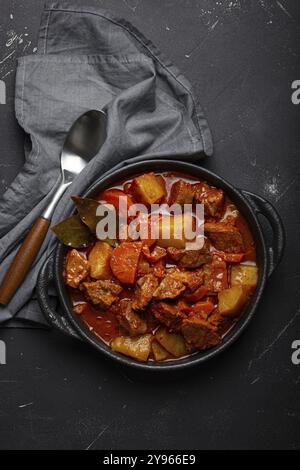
{"left": 198, "top": 0, "right": 242, "bottom": 24}
{"left": 165, "top": 25, "right": 170, "bottom": 31}
{"left": 264, "top": 176, "right": 279, "bottom": 197}
{"left": 10, "top": 13, "right": 14, "bottom": 20}
{"left": 33, "top": 47, "right": 38, "bottom": 53}
{"left": 0, "top": 50, "right": 15, "bottom": 65}
{"left": 255, "top": 308, "right": 300, "bottom": 363}
{"left": 276, "top": 0, "right": 293, "bottom": 18}
{"left": 23, "top": 40, "right": 32, "bottom": 52}
{"left": 210, "top": 19, "right": 219, "bottom": 31}
{"left": 86, "top": 425, "right": 110, "bottom": 450}
{"left": 251, "top": 377, "right": 260, "bottom": 385}
{"left": 19, "top": 402, "right": 33, "bottom": 408}
{"left": 122, "top": 0, "right": 140, "bottom": 13}
{"left": 6, "top": 30, "right": 18, "bottom": 47}
{"left": 275, "top": 176, "right": 297, "bottom": 203}
{"left": 184, "top": 19, "right": 219, "bottom": 59}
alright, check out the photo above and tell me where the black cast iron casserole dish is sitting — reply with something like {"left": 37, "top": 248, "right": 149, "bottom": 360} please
{"left": 37, "top": 160, "right": 285, "bottom": 371}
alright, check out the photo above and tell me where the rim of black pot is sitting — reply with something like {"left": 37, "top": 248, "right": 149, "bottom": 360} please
{"left": 54, "top": 159, "right": 268, "bottom": 371}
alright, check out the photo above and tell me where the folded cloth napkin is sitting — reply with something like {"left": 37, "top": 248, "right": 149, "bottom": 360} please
{"left": 0, "top": 0, "right": 212, "bottom": 326}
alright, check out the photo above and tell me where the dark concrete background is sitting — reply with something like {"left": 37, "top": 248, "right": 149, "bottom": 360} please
{"left": 0, "top": 0, "right": 300, "bottom": 450}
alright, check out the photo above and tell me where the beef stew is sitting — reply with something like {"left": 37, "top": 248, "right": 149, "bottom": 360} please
{"left": 53, "top": 172, "right": 258, "bottom": 363}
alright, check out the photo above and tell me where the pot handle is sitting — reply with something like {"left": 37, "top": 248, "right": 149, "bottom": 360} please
{"left": 36, "top": 252, "right": 81, "bottom": 340}
{"left": 241, "top": 190, "right": 285, "bottom": 277}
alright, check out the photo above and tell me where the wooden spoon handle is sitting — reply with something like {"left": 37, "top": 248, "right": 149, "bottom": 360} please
{"left": 0, "top": 217, "right": 50, "bottom": 305}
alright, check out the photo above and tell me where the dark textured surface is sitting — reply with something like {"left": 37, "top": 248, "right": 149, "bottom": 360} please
{"left": 0, "top": 0, "right": 300, "bottom": 450}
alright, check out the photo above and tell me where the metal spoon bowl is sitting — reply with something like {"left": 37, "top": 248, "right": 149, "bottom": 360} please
{"left": 0, "top": 109, "right": 107, "bottom": 305}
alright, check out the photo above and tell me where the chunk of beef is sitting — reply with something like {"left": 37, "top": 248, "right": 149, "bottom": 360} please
{"left": 150, "top": 302, "right": 186, "bottom": 331}
{"left": 208, "top": 310, "right": 235, "bottom": 337}
{"left": 137, "top": 257, "right": 151, "bottom": 276}
{"left": 153, "top": 268, "right": 203, "bottom": 300}
{"left": 181, "top": 316, "right": 220, "bottom": 350}
{"left": 169, "top": 268, "right": 204, "bottom": 292}
{"left": 204, "top": 222, "right": 244, "bottom": 253}
{"left": 142, "top": 245, "right": 167, "bottom": 263}
{"left": 153, "top": 273, "right": 186, "bottom": 300}
{"left": 168, "top": 180, "right": 194, "bottom": 205}
{"left": 153, "top": 259, "right": 166, "bottom": 278}
{"left": 82, "top": 280, "right": 122, "bottom": 309}
{"left": 184, "top": 285, "right": 208, "bottom": 302}
{"left": 64, "top": 249, "right": 89, "bottom": 288}
{"left": 132, "top": 273, "right": 159, "bottom": 310}
{"left": 117, "top": 299, "right": 147, "bottom": 336}
{"left": 203, "top": 256, "right": 228, "bottom": 293}
{"left": 167, "top": 241, "right": 212, "bottom": 268}
{"left": 193, "top": 182, "right": 224, "bottom": 217}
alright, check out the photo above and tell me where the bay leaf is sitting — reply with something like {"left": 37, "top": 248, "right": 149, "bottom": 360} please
{"left": 51, "top": 214, "right": 94, "bottom": 248}
{"left": 71, "top": 196, "right": 101, "bottom": 233}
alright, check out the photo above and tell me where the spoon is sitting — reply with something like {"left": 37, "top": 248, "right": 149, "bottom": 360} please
{"left": 0, "top": 109, "right": 107, "bottom": 305}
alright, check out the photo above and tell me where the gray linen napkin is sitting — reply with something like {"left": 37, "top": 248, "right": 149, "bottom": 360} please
{"left": 0, "top": 0, "right": 212, "bottom": 326}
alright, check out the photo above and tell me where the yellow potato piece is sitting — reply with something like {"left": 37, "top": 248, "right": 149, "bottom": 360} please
{"left": 157, "top": 213, "right": 196, "bottom": 249}
{"left": 155, "top": 327, "right": 187, "bottom": 358}
{"left": 231, "top": 264, "right": 258, "bottom": 288}
{"left": 218, "top": 285, "right": 249, "bottom": 317}
{"left": 132, "top": 173, "right": 166, "bottom": 205}
{"left": 151, "top": 340, "right": 170, "bottom": 361}
{"left": 88, "top": 241, "right": 113, "bottom": 279}
{"left": 111, "top": 334, "right": 152, "bottom": 362}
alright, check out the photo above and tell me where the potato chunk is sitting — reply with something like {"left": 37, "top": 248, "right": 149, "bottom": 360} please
{"left": 88, "top": 241, "right": 113, "bottom": 279}
{"left": 130, "top": 173, "right": 166, "bottom": 205}
{"left": 111, "top": 334, "right": 152, "bottom": 362}
{"left": 231, "top": 264, "right": 258, "bottom": 289}
{"left": 155, "top": 327, "right": 187, "bottom": 358}
{"left": 156, "top": 213, "right": 196, "bottom": 249}
{"left": 218, "top": 286, "right": 249, "bottom": 317}
{"left": 151, "top": 340, "right": 170, "bottom": 361}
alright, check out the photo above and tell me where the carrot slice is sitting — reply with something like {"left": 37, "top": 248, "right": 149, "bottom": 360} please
{"left": 99, "top": 189, "right": 135, "bottom": 218}
{"left": 110, "top": 241, "right": 143, "bottom": 284}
